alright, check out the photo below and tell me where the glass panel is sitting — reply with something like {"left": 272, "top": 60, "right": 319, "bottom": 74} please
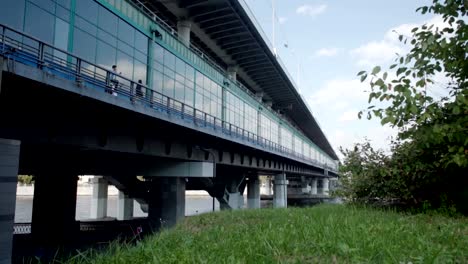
{"left": 153, "top": 43, "right": 164, "bottom": 64}
{"left": 34, "top": 0, "right": 55, "bottom": 13}
{"left": 117, "top": 40, "right": 133, "bottom": 56}
{"left": 24, "top": 2, "right": 55, "bottom": 43}
{"left": 133, "top": 59, "right": 146, "bottom": 83}
{"left": 174, "top": 81, "right": 184, "bottom": 102}
{"left": 96, "top": 40, "right": 116, "bottom": 70}
{"left": 53, "top": 18, "right": 69, "bottom": 60}
{"left": 118, "top": 19, "right": 134, "bottom": 45}
{"left": 116, "top": 50, "right": 133, "bottom": 78}
{"left": 134, "top": 50, "right": 146, "bottom": 64}
{"left": 163, "top": 75, "right": 174, "bottom": 97}
{"left": 57, "top": 0, "right": 71, "bottom": 9}
{"left": 185, "top": 87, "right": 194, "bottom": 106}
{"left": 75, "top": 0, "right": 98, "bottom": 24}
{"left": 73, "top": 28, "right": 96, "bottom": 62}
{"left": 164, "top": 50, "right": 175, "bottom": 70}
{"left": 97, "top": 29, "right": 117, "bottom": 47}
{"left": 98, "top": 5, "right": 118, "bottom": 36}
{"left": 75, "top": 16, "right": 97, "bottom": 36}
{"left": 56, "top": 5, "right": 70, "bottom": 22}
{"left": 134, "top": 31, "right": 147, "bottom": 54}
{"left": 185, "top": 64, "right": 194, "bottom": 81}
{"left": 0, "top": 0, "right": 25, "bottom": 30}
{"left": 152, "top": 70, "right": 163, "bottom": 94}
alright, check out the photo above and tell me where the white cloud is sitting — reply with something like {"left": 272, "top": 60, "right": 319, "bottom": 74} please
{"left": 350, "top": 41, "right": 402, "bottom": 67}
{"left": 314, "top": 47, "right": 340, "bottom": 57}
{"left": 308, "top": 78, "right": 368, "bottom": 109}
{"left": 350, "top": 15, "right": 447, "bottom": 67}
{"left": 278, "top": 17, "right": 288, "bottom": 24}
{"left": 339, "top": 110, "right": 359, "bottom": 122}
{"left": 296, "top": 4, "right": 327, "bottom": 17}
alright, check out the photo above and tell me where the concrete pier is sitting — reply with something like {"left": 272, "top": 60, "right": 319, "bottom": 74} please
{"left": 90, "top": 176, "right": 108, "bottom": 219}
{"left": 311, "top": 178, "right": 317, "bottom": 195}
{"left": 323, "top": 178, "right": 330, "bottom": 196}
{"left": 31, "top": 173, "right": 78, "bottom": 248}
{"left": 273, "top": 173, "right": 287, "bottom": 208}
{"left": 0, "top": 139, "right": 20, "bottom": 264}
{"left": 117, "top": 191, "right": 133, "bottom": 220}
{"left": 148, "top": 177, "right": 185, "bottom": 229}
{"left": 247, "top": 175, "right": 260, "bottom": 209}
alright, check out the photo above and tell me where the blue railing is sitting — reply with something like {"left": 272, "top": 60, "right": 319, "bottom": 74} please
{"left": 0, "top": 24, "right": 337, "bottom": 172}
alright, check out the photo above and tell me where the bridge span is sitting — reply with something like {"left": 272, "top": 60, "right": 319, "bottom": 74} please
{"left": 0, "top": 0, "right": 338, "bottom": 262}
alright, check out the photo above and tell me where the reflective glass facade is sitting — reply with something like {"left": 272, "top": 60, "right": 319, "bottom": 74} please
{"left": 0, "top": 0, "right": 337, "bottom": 170}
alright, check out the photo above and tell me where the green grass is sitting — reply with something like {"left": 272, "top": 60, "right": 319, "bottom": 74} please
{"left": 66, "top": 205, "right": 467, "bottom": 263}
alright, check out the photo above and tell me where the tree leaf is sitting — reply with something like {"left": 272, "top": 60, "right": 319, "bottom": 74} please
{"left": 371, "top": 66, "right": 381, "bottom": 75}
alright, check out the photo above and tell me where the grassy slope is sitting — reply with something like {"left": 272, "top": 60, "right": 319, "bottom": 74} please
{"left": 67, "top": 205, "right": 467, "bottom": 263}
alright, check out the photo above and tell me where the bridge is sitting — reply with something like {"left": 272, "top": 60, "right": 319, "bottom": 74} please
{"left": 0, "top": 0, "right": 338, "bottom": 262}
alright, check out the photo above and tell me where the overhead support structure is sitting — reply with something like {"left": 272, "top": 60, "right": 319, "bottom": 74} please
{"left": 177, "top": 20, "right": 192, "bottom": 46}
{"left": 227, "top": 65, "right": 238, "bottom": 81}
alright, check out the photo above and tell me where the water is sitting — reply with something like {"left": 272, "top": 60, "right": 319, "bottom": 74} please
{"left": 14, "top": 195, "right": 221, "bottom": 223}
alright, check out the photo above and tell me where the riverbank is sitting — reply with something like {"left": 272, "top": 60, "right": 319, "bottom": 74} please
{"left": 65, "top": 205, "right": 467, "bottom": 263}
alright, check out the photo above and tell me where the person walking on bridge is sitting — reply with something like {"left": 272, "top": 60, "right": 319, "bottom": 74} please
{"left": 109, "top": 65, "right": 120, "bottom": 96}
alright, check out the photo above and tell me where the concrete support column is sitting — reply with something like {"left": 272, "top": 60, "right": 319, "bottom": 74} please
{"left": 323, "top": 178, "right": 330, "bottom": 196}
{"left": 32, "top": 173, "right": 78, "bottom": 248}
{"left": 247, "top": 175, "right": 260, "bottom": 209}
{"left": 177, "top": 20, "right": 191, "bottom": 46}
{"left": 148, "top": 177, "right": 185, "bottom": 230}
{"left": 90, "top": 176, "right": 108, "bottom": 219}
{"left": 117, "top": 191, "right": 133, "bottom": 220}
{"left": 273, "top": 173, "right": 288, "bottom": 208}
{"left": 264, "top": 176, "right": 272, "bottom": 195}
{"left": 0, "top": 139, "right": 20, "bottom": 264}
{"left": 301, "top": 176, "right": 311, "bottom": 194}
{"left": 311, "top": 178, "right": 317, "bottom": 195}
{"left": 227, "top": 66, "right": 238, "bottom": 81}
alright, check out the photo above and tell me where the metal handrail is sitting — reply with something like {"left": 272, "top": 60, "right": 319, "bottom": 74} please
{"left": 0, "top": 24, "right": 337, "bottom": 172}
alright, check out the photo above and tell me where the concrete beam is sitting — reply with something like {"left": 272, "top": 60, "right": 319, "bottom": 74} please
{"left": 0, "top": 138, "right": 20, "bottom": 264}
{"left": 146, "top": 161, "right": 213, "bottom": 178}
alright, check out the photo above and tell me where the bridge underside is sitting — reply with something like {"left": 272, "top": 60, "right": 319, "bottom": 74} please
{"left": 0, "top": 58, "right": 334, "bottom": 262}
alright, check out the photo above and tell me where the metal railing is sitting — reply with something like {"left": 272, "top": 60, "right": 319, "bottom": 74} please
{"left": 0, "top": 24, "right": 337, "bottom": 172}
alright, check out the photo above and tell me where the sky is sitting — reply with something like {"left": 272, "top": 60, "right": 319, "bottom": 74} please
{"left": 242, "top": 0, "right": 440, "bottom": 158}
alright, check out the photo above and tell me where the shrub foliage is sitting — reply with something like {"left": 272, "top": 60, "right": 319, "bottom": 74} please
{"left": 338, "top": 0, "right": 468, "bottom": 214}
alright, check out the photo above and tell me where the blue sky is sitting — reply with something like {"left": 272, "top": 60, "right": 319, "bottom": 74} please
{"left": 243, "top": 0, "right": 439, "bottom": 156}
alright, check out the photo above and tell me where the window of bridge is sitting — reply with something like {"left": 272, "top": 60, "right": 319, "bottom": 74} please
{"left": 244, "top": 104, "right": 257, "bottom": 135}
{"left": 195, "top": 73, "right": 222, "bottom": 119}
{"left": 280, "top": 127, "right": 293, "bottom": 151}
{"left": 226, "top": 91, "right": 244, "bottom": 129}
{"left": 0, "top": 0, "right": 25, "bottom": 31}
